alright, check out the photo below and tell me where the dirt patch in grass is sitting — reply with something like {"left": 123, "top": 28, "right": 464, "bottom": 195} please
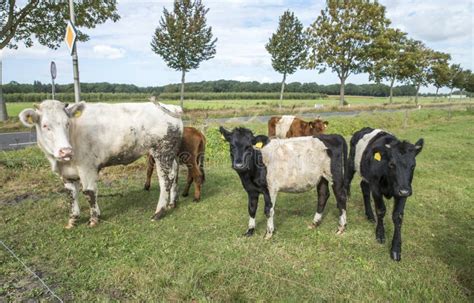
{"left": 0, "top": 193, "right": 41, "bottom": 206}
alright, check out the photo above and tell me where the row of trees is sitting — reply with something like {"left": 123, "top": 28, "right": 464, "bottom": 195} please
{"left": 4, "top": 80, "right": 422, "bottom": 97}
{"left": 266, "top": 1, "right": 474, "bottom": 107}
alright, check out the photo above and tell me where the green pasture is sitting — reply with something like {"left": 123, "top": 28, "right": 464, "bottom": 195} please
{"left": 4, "top": 95, "right": 463, "bottom": 116}
{"left": 1, "top": 109, "right": 473, "bottom": 301}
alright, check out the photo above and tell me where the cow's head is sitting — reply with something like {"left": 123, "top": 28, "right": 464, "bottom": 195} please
{"left": 19, "top": 100, "right": 85, "bottom": 162}
{"left": 309, "top": 118, "right": 329, "bottom": 135}
{"left": 219, "top": 126, "right": 269, "bottom": 172}
{"left": 376, "top": 139, "right": 424, "bottom": 197}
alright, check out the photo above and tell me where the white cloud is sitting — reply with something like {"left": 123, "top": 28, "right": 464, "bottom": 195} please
{"left": 92, "top": 44, "right": 126, "bottom": 59}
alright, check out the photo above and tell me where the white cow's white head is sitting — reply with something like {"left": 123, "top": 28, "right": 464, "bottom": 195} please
{"left": 19, "top": 100, "right": 85, "bottom": 162}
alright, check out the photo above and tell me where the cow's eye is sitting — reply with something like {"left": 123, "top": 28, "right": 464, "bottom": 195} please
{"left": 42, "top": 124, "right": 48, "bottom": 129}
{"left": 388, "top": 162, "right": 396, "bottom": 169}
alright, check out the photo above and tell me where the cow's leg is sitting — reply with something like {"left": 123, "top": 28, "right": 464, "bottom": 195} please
{"left": 151, "top": 154, "right": 177, "bottom": 220}
{"left": 144, "top": 154, "right": 155, "bottom": 191}
{"left": 64, "top": 181, "right": 80, "bottom": 229}
{"left": 181, "top": 165, "right": 193, "bottom": 197}
{"left": 244, "top": 192, "right": 259, "bottom": 236}
{"left": 360, "top": 180, "right": 375, "bottom": 222}
{"left": 79, "top": 171, "right": 100, "bottom": 227}
{"left": 391, "top": 197, "right": 407, "bottom": 261}
{"left": 309, "top": 178, "right": 330, "bottom": 229}
{"left": 332, "top": 178, "right": 347, "bottom": 235}
{"left": 191, "top": 164, "right": 203, "bottom": 202}
{"left": 169, "top": 158, "right": 179, "bottom": 208}
{"left": 264, "top": 190, "right": 277, "bottom": 240}
{"left": 372, "top": 191, "right": 386, "bottom": 244}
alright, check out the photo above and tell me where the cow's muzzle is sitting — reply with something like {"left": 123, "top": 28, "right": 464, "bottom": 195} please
{"left": 58, "top": 147, "right": 74, "bottom": 161}
{"left": 398, "top": 189, "right": 411, "bottom": 197}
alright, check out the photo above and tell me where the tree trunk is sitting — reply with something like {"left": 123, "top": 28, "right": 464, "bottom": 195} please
{"left": 389, "top": 77, "right": 395, "bottom": 104}
{"left": 415, "top": 83, "right": 420, "bottom": 105}
{"left": 279, "top": 72, "right": 286, "bottom": 109}
{"left": 449, "top": 87, "right": 453, "bottom": 101}
{"left": 180, "top": 70, "right": 185, "bottom": 109}
{"left": 0, "top": 59, "right": 7, "bottom": 121}
{"left": 339, "top": 77, "right": 345, "bottom": 106}
{"left": 435, "top": 87, "right": 439, "bottom": 100}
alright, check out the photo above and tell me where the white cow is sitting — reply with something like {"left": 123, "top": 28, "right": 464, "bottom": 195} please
{"left": 19, "top": 100, "right": 183, "bottom": 228}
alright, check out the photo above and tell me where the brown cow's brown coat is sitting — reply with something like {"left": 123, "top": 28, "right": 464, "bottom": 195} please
{"left": 268, "top": 116, "right": 328, "bottom": 138}
{"left": 144, "top": 127, "right": 206, "bottom": 202}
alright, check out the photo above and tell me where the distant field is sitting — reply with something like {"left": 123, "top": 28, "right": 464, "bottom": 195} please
{"left": 1, "top": 109, "right": 473, "bottom": 301}
{"left": 5, "top": 95, "right": 468, "bottom": 116}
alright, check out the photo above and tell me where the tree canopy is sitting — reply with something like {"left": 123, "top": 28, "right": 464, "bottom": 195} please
{"left": 306, "top": 0, "right": 390, "bottom": 105}
{"left": 151, "top": 0, "right": 217, "bottom": 107}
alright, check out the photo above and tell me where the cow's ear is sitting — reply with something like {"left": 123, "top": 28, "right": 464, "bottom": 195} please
{"left": 323, "top": 121, "right": 329, "bottom": 128}
{"left": 19, "top": 109, "right": 39, "bottom": 128}
{"left": 414, "top": 138, "right": 424, "bottom": 156}
{"left": 252, "top": 135, "right": 269, "bottom": 149}
{"left": 219, "top": 126, "right": 232, "bottom": 142}
{"left": 66, "top": 101, "right": 85, "bottom": 118}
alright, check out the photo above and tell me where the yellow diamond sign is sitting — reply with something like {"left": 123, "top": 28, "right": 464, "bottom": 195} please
{"left": 64, "top": 21, "right": 77, "bottom": 55}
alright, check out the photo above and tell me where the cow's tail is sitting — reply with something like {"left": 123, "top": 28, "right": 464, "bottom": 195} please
{"left": 341, "top": 136, "right": 349, "bottom": 196}
{"left": 198, "top": 137, "right": 206, "bottom": 182}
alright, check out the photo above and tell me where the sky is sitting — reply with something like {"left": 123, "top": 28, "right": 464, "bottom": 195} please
{"left": 1, "top": 0, "right": 473, "bottom": 93}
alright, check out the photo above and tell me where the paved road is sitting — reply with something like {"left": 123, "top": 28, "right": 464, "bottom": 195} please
{"left": 0, "top": 131, "right": 37, "bottom": 151}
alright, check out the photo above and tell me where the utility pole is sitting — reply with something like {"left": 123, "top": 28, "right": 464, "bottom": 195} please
{"left": 50, "top": 61, "right": 56, "bottom": 100}
{"left": 69, "top": 0, "right": 81, "bottom": 103}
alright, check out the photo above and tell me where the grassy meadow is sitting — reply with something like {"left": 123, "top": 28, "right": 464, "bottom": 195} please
{"left": 1, "top": 108, "right": 473, "bottom": 301}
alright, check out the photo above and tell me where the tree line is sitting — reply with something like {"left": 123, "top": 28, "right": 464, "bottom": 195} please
{"left": 3, "top": 80, "right": 420, "bottom": 97}
{"left": 1, "top": 0, "right": 473, "bottom": 121}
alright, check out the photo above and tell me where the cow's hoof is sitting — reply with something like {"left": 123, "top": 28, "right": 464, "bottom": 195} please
{"left": 264, "top": 232, "right": 273, "bottom": 240}
{"left": 336, "top": 225, "right": 345, "bottom": 235}
{"left": 144, "top": 184, "right": 150, "bottom": 191}
{"left": 64, "top": 222, "right": 75, "bottom": 229}
{"left": 308, "top": 222, "right": 320, "bottom": 230}
{"left": 151, "top": 209, "right": 165, "bottom": 221}
{"left": 193, "top": 198, "right": 200, "bottom": 203}
{"left": 376, "top": 236, "right": 385, "bottom": 244}
{"left": 244, "top": 228, "right": 255, "bottom": 237}
{"left": 166, "top": 203, "right": 176, "bottom": 210}
{"left": 391, "top": 251, "right": 401, "bottom": 261}
{"left": 87, "top": 219, "right": 99, "bottom": 227}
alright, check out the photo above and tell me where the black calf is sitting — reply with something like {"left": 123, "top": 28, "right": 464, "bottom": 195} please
{"left": 346, "top": 127, "right": 424, "bottom": 261}
{"left": 219, "top": 127, "right": 270, "bottom": 236}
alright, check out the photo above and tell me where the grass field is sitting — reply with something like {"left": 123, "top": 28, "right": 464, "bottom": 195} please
{"left": 1, "top": 109, "right": 473, "bottom": 301}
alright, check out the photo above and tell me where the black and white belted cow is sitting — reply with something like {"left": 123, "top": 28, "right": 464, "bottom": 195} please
{"left": 19, "top": 100, "right": 183, "bottom": 228}
{"left": 220, "top": 127, "right": 348, "bottom": 239}
{"left": 345, "top": 127, "right": 424, "bottom": 261}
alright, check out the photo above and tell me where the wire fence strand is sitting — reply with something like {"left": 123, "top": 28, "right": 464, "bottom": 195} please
{"left": 0, "top": 240, "right": 64, "bottom": 303}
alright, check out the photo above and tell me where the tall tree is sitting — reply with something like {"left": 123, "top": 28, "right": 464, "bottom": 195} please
{"left": 151, "top": 0, "right": 217, "bottom": 108}
{"left": 265, "top": 10, "right": 307, "bottom": 108}
{"left": 306, "top": 0, "right": 390, "bottom": 106}
{"left": 368, "top": 28, "right": 408, "bottom": 103}
{"left": 447, "top": 64, "right": 463, "bottom": 99}
{"left": 0, "top": 0, "right": 120, "bottom": 121}
{"left": 399, "top": 39, "right": 436, "bottom": 105}
{"left": 430, "top": 54, "right": 451, "bottom": 99}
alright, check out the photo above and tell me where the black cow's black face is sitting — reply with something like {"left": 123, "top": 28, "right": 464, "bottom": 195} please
{"left": 384, "top": 139, "right": 424, "bottom": 197}
{"left": 219, "top": 127, "right": 268, "bottom": 172}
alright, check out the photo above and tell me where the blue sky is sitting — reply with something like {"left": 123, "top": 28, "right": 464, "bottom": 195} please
{"left": 2, "top": 0, "right": 473, "bottom": 93}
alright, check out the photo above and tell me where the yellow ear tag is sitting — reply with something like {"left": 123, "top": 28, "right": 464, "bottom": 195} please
{"left": 374, "top": 152, "right": 381, "bottom": 161}
{"left": 220, "top": 134, "right": 225, "bottom": 140}
{"left": 73, "top": 110, "right": 82, "bottom": 118}
{"left": 27, "top": 115, "right": 34, "bottom": 124}
{"left": 254, "top": 142, "right": 263, "bottom": 149}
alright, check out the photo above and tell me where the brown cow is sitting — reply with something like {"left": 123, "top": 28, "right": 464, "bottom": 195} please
{"left": 144, "top": 127, "right": 206, "bottom": 202}
{"left": 268, "top": 115, "right": 328, "bottom": 138}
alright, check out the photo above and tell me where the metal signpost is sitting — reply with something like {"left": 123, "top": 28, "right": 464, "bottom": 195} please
{"left": 50, "top": 61, "right": 56, "bottom": 100}
{"left": 65, "top": 0, "right": 80, "bottom": 103}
